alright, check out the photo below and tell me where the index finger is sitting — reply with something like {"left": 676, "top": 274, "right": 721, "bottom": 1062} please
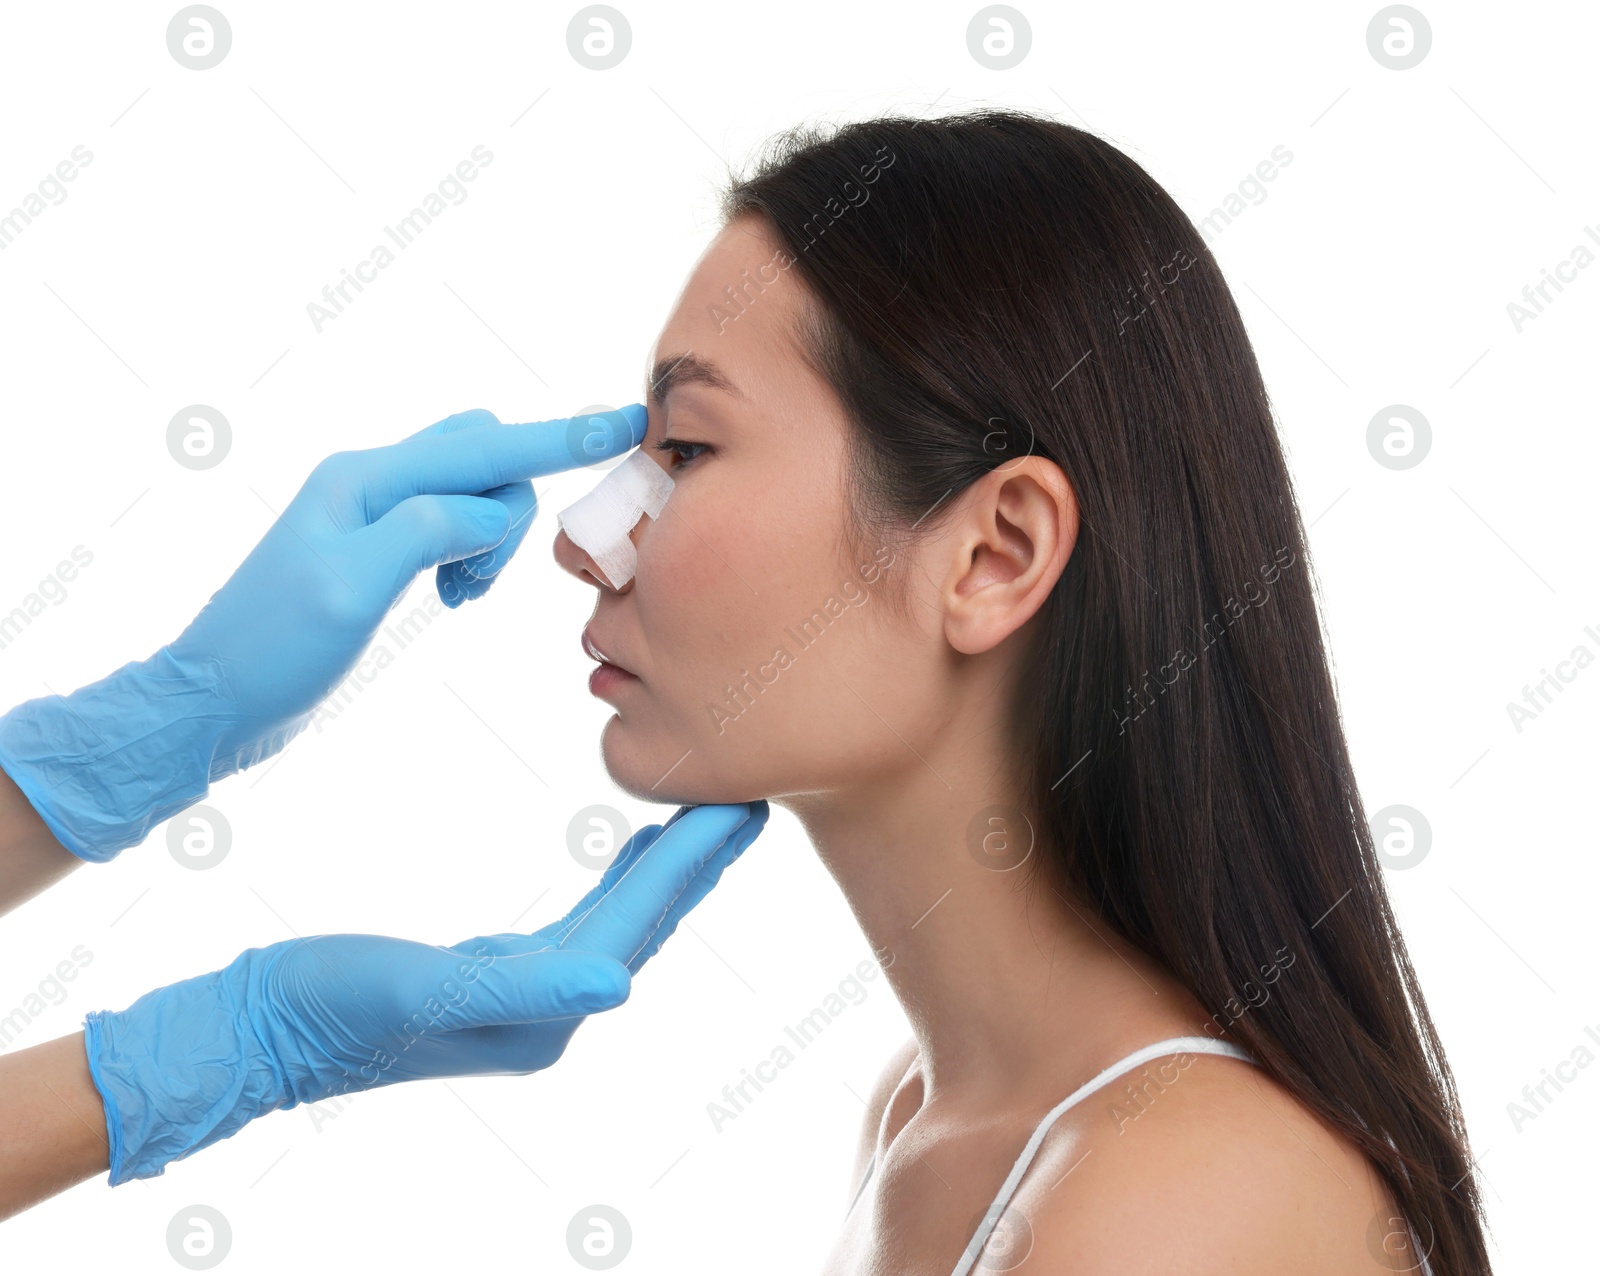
{"left": 558, "top": 803, "right": 764, "bottom": 966}
{"left": 356, "top": 404, "right": 648, "bottom": 522}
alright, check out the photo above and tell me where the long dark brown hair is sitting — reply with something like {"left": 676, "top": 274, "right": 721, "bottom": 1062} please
{"left": 721, "top": 109, "right": 1490, "bottom": 1274}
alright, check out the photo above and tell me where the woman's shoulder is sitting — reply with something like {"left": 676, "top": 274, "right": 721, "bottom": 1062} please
{"left": 845, "top": 1036, "right": 921, "bottom": 1190}
{"left": 1011, "top": 1046, "right": 1401, "bottom": 1275}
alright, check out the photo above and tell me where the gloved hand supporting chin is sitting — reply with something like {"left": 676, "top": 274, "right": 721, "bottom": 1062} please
{"left": 82, "top": 800, "right": 768, "bottom": 1184}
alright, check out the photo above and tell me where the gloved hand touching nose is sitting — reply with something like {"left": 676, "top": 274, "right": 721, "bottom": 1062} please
{"left": 84, "top": 801, "right": 768, "bottom": 1185}
{"left": 0, "top": 405, "right": 647, "bottom": 862}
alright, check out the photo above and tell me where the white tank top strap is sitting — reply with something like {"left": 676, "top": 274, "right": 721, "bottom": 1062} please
{"left": 949, "top": 1035, "right": 1255, "bottom": 1276}
{"left": 842, "top": 1037, "right": 1254, "bottom": 1227}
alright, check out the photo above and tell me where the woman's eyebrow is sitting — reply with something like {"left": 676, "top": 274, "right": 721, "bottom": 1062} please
{"left": 647, "top": 352, "right": 745, "bottom": 407}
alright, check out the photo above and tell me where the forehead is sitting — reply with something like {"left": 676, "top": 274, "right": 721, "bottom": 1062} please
{"left": 649, "top": 214, "right": 810, "bottom": 398}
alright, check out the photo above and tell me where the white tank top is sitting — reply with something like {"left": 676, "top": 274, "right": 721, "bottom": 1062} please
{"left": 841, "top": 1034, "right": 1435, "bottom": 1276}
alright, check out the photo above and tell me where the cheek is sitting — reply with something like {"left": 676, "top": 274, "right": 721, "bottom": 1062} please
{"left": 639, "top": 504, "right": 725, "bottom": 595}
{"left": 618, "top": 451, "right": 898, "bottom": 788}
{"left": 633, "top": 492, "right": 759, "bottom": 672}
{"left": 633, "top": 489, "right": 791, "bottom": 693}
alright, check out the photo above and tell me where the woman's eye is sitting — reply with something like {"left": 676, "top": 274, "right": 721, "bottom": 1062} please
{"left": 652, "top": 437, "right": 710, "bottom": 468}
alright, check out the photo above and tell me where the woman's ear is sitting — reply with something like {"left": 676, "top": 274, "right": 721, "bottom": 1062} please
{"left": 939, "top": 457, "right": 1078, "bottom": 656}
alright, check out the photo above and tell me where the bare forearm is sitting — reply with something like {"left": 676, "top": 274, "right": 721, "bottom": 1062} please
{"left": 0, "top": 1032, "right": 108, "bottom": 1220}
{"left": 0, "top": 766, "right": 80, "bottom": 918}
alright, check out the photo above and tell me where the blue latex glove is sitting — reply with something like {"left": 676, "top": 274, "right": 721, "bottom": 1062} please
{"left": 83, "top": 801, "right": 768, "bottom": 1185}
{"left": 0, "top": 405, "right": 647, "bottom": 862}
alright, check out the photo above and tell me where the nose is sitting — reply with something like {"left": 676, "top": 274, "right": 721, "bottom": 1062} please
{"left": 553, "top": 524, "right": 634, "bottom": 593}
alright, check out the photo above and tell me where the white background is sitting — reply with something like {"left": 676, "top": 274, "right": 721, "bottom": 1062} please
{"left": 0, "top": 1, "right": 1594, "bottom": 1271}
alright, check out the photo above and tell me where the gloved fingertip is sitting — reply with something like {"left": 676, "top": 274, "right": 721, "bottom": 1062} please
{"left": 437, "top": 565, "right": 467, "bottom": 608}
{"left": 462, "top": 556, "right": 508, "bottom": 584}
{"left": 441, "top": 559, "right": 504, "bottom": 604}
{"left": 473, "top": 509, "right": 513, "bottom": 550}
{"left": 619, "top": 402, "right": 649, "bottom": 448}
{"left": 576, "top": 955, "right": 632, "bottom": 1008}
{"left": 724, "top": 801, "right": 769, "bottom": 856}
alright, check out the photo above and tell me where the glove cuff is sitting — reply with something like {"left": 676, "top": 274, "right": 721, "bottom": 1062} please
{"left": 0, "top": 648, "right": 228, "bottom": 862}
{"left": 84, "top": 947, "right": 295, "bottom": 1185}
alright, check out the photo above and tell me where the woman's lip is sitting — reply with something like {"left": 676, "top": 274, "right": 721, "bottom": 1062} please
{"left": 588, "top": 662, "right": 638, "bottom": 699}
{"left": 581, "top": 625, "right": 633, "bottom": 676}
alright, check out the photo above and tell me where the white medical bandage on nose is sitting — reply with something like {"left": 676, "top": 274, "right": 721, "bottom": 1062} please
{"left": 557, "top": 449, "right": 675, "bottom": 589}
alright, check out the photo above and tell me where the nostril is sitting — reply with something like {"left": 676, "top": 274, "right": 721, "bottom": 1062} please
{"left": 555, "top": 526, "right": 623, "bottom": 592}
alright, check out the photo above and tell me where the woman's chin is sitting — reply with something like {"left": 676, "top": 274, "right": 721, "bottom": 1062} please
{"left": 599, "top": 719, "right": 749, "bottom": 808}
{"left": 599, "top": 718, "right": 693, "bottom": 803}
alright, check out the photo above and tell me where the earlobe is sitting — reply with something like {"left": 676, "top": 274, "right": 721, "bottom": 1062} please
{"left": 942, "top": 460, "right": 1077, "bottom": 656}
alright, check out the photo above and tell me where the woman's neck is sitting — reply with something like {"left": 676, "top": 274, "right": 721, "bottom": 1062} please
{"left": 783, "top": 735, "right": 1206, "bottom": 1108}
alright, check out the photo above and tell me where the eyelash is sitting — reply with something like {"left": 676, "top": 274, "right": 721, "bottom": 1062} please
{"left": 652, "top": 436, "right": 711, "bottom": 468}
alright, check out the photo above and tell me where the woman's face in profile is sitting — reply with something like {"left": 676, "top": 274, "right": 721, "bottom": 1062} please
{"left": 554, "top": 213, "right": 942, "bottom": 808}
